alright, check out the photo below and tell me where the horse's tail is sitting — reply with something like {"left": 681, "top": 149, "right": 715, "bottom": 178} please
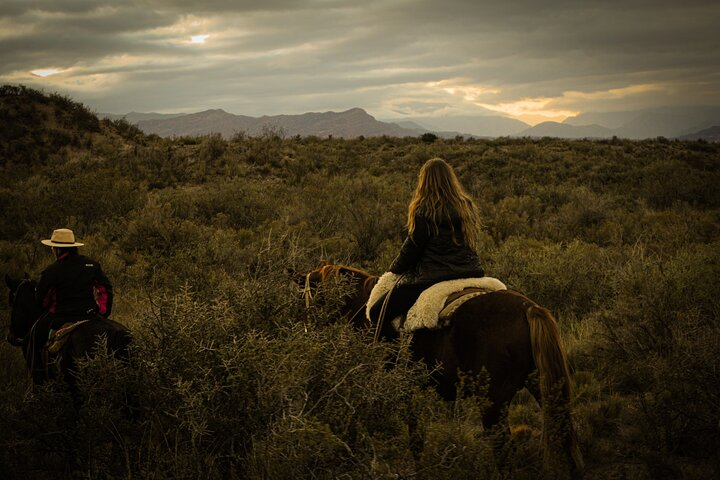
{"left": 526, "top": 305, "right": 584, "bottom": 479}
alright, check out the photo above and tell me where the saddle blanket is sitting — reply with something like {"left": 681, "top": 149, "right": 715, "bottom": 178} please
{"left": 366, "top": 272, "right": 507, "bottom": 332}
{"left": 47, "top": 319, "right": 90, "bottom": 353}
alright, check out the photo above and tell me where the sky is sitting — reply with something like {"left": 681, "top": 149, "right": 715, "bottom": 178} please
{"left": 1, "top": 0, "right": 719, "bottom": 125}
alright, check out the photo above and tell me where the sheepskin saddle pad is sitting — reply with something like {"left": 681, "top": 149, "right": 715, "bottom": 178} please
{"left": 366, "top": 272, "right": 507, "bottom": 332}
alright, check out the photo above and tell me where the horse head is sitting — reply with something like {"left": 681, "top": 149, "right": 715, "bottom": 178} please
{"left": 5, "top": 274, "right": 41, "bottom": 345}
{"left": 294, "top": 264, "right": 378, "bottom": 329}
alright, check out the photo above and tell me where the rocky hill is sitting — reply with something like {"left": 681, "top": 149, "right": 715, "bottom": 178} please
{"left": 0, "top": 85, "right": 103, "bottom": 165}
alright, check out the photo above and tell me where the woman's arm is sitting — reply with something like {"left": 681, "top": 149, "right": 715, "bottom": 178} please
{"left": 389, "top": 215, "right": 430, "bottom": 274}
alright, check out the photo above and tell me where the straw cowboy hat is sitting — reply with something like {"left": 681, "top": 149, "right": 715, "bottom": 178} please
{"left": 41, "top": 228, "right": 84, "bottom": 247}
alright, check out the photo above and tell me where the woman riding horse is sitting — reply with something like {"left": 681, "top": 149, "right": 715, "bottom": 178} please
{"left": 368, "top": 157, "right": 485, "bottom": 328}
{"left": 301, "top": 159, "right": 583, "bottom": 477}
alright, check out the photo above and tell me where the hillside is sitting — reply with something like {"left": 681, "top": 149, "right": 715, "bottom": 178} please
{"left": 133, "top": 107, "right": 417, "bottom": 139}
{"left": 0, "top": 85, "right": 147, "bottom": 167}
{"left": 0, "top": 84, "right": 101, "bottom": 165}
{"left": 678, "top": 125, "right": 720, "bottom": 141}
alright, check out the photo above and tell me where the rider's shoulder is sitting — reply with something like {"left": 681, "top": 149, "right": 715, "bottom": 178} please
{"left": 75, "top": 254, "right": 100, "bottom": 267}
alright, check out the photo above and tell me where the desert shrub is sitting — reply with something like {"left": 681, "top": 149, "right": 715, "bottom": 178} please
{"left": 544, "top": 187, "right": 611, "bottom": 242}
{"left": 485, "top": 195, "right": 544, "bottom": 241}
{"left": 623, "top": 205, "right": 720, "bottom": 253}
{"left": 421, "top": 132, "right": 438, "bottom": 144}
{"left": 122, "top": 199, "right": 204, "bottom": 256}
{"left": 296, "top": 173, "right": 408, "bottom": 264}
{"left": 598, "top": 242, "right": 720, "bottom": 457}
{"left": 639, "top": 158, "right": 720, "bottom": 209}
{"left": 488, "top": 237, "right": 613, "bottom": 318}
{"left": 0, "top": 167, "right": 142, "bottom": 242}
{"left": 154, "top": 178, "right": 285, "bottom": 230}
{"left": 0, "top": 285, "right": 435, "bottom": 479}
{"left": 103, "top": 117, "right": 144, "bottom": 141}
{"left": 199, "top": 134, "right": 227, "bottom": 162}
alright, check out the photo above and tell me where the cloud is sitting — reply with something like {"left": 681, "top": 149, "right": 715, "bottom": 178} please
{"left": 0, "top": 0, "right": 718, "bottom": 120}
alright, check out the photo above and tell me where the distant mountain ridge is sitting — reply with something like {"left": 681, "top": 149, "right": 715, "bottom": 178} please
{"left": 103, "top": 105, "right": 720, "bottom": 141}
{"left": 552, "top": 106, "right": 720, "bottom": 140}
{"left": 111, "top": 108, "right": 419, "bottom": 139}
{"left": 382, "top": 115, "right": 530, "bottom": 138}
{"left": 677, "top": 126, "right": 720, "bottom": 142}
{"left": 103, "top": 111, "right": 186, "bottom": 123}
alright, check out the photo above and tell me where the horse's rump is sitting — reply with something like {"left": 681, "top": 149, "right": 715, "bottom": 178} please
{"left": 71, "top": 317, "right": 132, "bottom": 355}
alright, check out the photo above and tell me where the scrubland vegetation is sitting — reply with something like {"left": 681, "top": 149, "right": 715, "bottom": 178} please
{"left": 1, "top": 85, "right": 719, "bottom": 479}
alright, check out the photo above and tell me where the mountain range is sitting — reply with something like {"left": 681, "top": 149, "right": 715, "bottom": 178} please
{"left": 103, "top": 106, "right": 720, "bottom": 141}
{"left": 105, "top": 108, "right": 418, "bottom": 139}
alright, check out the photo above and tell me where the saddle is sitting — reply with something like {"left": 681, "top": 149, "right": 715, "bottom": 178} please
{"left": 439, "top": 287, "right": 494, "bottom": 320}
{"left": 368, "top": 272, "right": 507, "bottom": 333}
{"left": 47, "top": 319, "right": 90, "bottom": 353}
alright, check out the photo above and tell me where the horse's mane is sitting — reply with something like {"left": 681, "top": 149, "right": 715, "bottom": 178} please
{"left": 313, "top": 264, "right": 378, "bottom": 294}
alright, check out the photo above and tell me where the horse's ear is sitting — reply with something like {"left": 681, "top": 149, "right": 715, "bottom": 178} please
{"left": 23, "top": 272, "right": 30, "bottom": 280}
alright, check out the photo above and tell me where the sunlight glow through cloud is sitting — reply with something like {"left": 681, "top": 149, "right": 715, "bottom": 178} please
{"left": 477, "top": 98, "right": 579, "bottom": 124}
{"left": 31, "top": 69, "right": 62, "bottom": 77}
{"left": 190, "top": 34, "right": 210, "bottom": 44}
{"left": 423, "top": 79, "right": 670, "bottom": 124}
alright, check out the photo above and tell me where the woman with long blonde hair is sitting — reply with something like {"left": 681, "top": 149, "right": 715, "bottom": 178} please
{"left": 369, "top": 157, "right": 485, "bottom": 324}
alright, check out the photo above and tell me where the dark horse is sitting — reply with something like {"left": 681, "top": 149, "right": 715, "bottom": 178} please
{"left": 299, "top": 264, "right": 583, "bottom": 478}
{"left": 5, "top": 274, "right": 132, "bottom": 390}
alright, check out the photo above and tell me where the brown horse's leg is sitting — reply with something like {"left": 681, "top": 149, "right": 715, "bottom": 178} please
{"left": 407, "top": 401, "right": 425, "bottom": 462}
{"left": 484, "top": 375, "right": 526, "bottom": 476}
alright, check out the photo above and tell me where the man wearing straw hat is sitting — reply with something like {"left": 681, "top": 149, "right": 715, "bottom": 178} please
{"left": 31, "top": 228, "right": 113, "bottom": 368}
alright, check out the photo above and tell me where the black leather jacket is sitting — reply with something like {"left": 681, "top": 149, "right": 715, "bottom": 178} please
{"left": 389, "top": 214, "right": 484, "bottom": 286}
{"left": 36, "top": 251, "right": 113, "bottom": 318}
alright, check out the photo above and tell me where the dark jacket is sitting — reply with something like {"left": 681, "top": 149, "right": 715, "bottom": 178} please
{"left": 36, "top": 251, "right": 113, "bottom": 318}
{"left": 389, "top": 214, "right": 484, "bottom": 286}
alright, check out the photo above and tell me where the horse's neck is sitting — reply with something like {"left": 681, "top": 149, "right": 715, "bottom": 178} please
{"left": 15, "top": 282, "right": 41, "bottom": 336}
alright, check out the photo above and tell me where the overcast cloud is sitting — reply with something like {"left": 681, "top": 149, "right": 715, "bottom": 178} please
{"left": 1, "top": 0, "right": 718, "bottom": 124}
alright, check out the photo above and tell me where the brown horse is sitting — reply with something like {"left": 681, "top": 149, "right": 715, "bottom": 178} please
{"left": 298, "top": 264, "right": 583, "bottom": 478}
{"left": 5, "top": 274, "right": 132, "bottom": 391}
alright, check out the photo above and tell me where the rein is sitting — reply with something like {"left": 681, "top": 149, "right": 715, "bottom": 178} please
{"left": 302, "top": 272, "right": 314, "bottom": 309}
{"left": 373, "top": 275, "right": 401, "bottom": 343}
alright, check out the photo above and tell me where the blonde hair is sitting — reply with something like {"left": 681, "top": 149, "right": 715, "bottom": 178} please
{"left": 407, "top": 158, "right": 481, "bottom": 248}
